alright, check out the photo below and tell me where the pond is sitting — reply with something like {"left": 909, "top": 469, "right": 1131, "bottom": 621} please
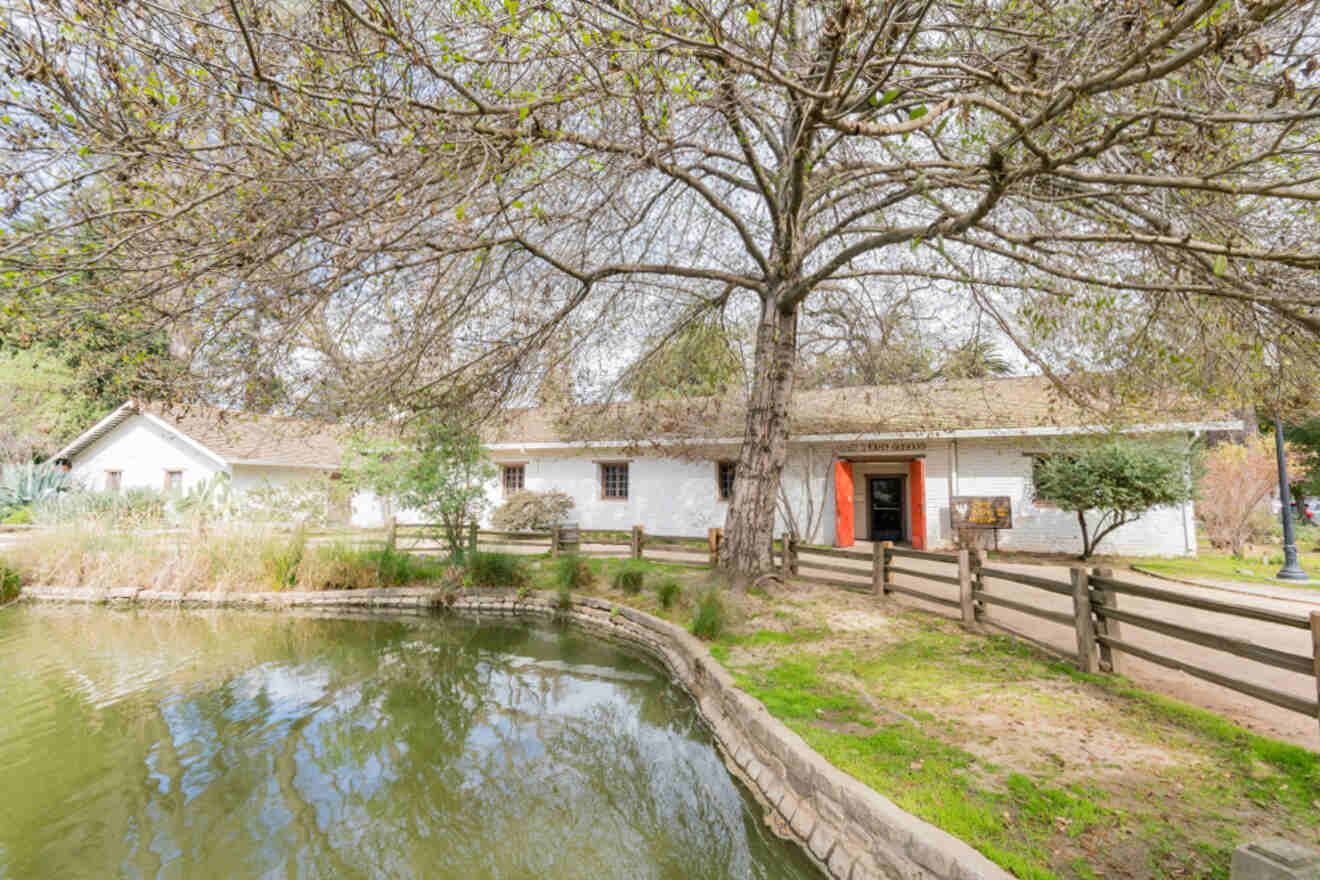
{"left": 0, "top": 605, "right": 820, "bottom": 879}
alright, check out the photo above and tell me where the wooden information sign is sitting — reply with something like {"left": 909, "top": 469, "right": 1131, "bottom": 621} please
{"left": 951, "top": 496, "right": 1013, "bottom": 530}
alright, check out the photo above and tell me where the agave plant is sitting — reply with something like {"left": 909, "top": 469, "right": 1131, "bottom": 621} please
{"left": 169, "top": 473, "right": 242, "bottom": 522}
{"left": 34, "top": 486, "right": 167, "bottom": 525}
{"left": 0, "top": 463, "right": 72, "bottom": 510}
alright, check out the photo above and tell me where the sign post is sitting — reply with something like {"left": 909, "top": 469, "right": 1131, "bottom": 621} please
{"left": 951, "top": 496, "right": 1013, "bottom": 551}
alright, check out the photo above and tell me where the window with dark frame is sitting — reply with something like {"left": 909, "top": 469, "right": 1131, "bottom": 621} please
{"left": 105, "top": 470, "right": 122, "bottom": 492}
{"left": 1029, "top": 454, "right": 1057, "bottom": 507}
{"left": 502, "top": 464, "right": 525, "bottom": 494}
{"left": 717, "top": 461, "right": 737, "bottom": 501}
{"left": 600, "top": 463, "right": 629, "bottom": 500}
{"left": 164, "top": 469, "right": 183, "bottom": 492}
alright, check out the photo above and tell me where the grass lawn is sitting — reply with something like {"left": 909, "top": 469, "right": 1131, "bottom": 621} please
{"left": 985, "top": 526, "right": 1320, "bottom": 591}
{"left": 526, "top": 556, "right": 1320, "bottom": 880}
{"left": 1130, "top": 538, "right": 1320, "bottom": 590}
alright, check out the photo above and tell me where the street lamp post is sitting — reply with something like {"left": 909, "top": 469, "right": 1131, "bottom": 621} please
{"left": 1274, "top": 411, "right": 1309, "bottom": 581}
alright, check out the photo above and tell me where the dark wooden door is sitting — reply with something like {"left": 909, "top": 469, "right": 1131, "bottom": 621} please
{"left": 868, "top": 477, "right": 905, "bottom": 542}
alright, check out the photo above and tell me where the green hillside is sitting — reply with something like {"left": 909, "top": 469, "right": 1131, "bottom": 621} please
{"left": 0, "top": 349, "right": 112, "bottom": 462}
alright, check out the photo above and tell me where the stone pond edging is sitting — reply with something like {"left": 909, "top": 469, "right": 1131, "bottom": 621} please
{"left": 19, "top": 585, "right": 1011, "bottom": 880}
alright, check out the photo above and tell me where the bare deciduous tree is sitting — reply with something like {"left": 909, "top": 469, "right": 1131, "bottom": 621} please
{"left": 3, "top": 0, "right": 1320, "bottom": 583}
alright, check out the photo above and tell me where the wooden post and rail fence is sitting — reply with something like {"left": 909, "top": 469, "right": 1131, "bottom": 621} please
{"left": 298, "top": 520, "right": 1320, "bottom": 729}
{"left": 785, "top": 539, "right": 1320, "bottom": 730}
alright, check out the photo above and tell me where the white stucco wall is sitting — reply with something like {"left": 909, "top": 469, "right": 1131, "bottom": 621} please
{"left": 948, "top": 436, "right": 1196, "bottom": 557}
{"left": 69, "top": 415, "right": 224, "bottom": 493}
{"left": 489, "top": 434, "right": 1195, "bottom": 557}
{"left": 484, "top": 452, "right": 735, "bottom": 535}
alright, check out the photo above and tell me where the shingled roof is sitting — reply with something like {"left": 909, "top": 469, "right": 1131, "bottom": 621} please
{"left": 483, "top": 375, "right": 1239, "bottom": 446}
{"left": 58, "top": 377, "right": 1239, "bottom": 464}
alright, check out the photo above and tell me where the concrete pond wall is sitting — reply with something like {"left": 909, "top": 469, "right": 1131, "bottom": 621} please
{"left": 20, "top": 585, "right": 1012, "bottom": 880}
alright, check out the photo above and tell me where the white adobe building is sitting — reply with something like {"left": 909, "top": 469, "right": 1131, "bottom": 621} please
{"left": 54, "top": 377, "right": 1240, "bottom": 556}
{"left": 51, "top": 401, "right": 357, "bottom": 520}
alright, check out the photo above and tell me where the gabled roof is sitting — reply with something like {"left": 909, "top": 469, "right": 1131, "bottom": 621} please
{"left": 55, "top": 401, "right": 347, "bottom": 470}
{"left": 483, "top": 375, "right": 1241, "bottom": 447}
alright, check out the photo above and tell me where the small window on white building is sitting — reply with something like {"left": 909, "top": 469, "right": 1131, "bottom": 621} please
{"left": 1029, "top": 455, "right": 1058, "bottom": 508}
{"left": 164, "top": 470, "right": 183, "bottom": 493}
{"left": 599, "top": 462, "right": 629, "bottom": 500}
{"left": 105, "top": 470, "right": 122, "bottom": 492}
{"left": 502, "top": 464, "right": 526, "bottom": 495}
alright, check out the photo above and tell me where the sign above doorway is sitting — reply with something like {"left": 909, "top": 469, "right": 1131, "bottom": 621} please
{"left": 840, "top": 440, "right": 928, "bottom": 455}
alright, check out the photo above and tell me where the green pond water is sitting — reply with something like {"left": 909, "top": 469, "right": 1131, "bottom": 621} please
{"left": 0, "top": 605, "right": 821, "bottom": 879}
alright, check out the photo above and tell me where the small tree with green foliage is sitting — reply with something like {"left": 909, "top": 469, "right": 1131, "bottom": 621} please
{"left": 1032, "top": 438, "right": 1198, "bottom": 560}
{"left": 491, "top": 489, "right": 574, "bottom": 532}
{"left": 342, "top": 422, "right": 496, "bottom": 556}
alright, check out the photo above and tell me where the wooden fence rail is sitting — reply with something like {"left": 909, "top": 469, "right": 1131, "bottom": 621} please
{"left": 285, "top": 522, "right": 1320, "bottom": 726}
{"left": 865, "top": 544, "right": 1320, "bottom": 726}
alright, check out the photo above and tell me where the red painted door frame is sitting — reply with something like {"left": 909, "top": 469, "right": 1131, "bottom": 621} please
{"left": 908, "top": 459, "right": 927, "bottom": 550}
{"left": 834, "top": 461, "right": 854, "bottom": 547}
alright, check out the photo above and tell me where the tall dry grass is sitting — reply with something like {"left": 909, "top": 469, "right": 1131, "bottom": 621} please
{"left": 7, "top": 522, "right": 451, "bottom": 593}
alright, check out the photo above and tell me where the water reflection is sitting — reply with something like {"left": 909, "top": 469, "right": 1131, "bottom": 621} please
{"left": 0, "top": 607, "right": 818, "bottom": 879}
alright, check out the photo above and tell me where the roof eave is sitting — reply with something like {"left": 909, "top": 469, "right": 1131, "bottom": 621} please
{"left": 482, "top": 419, "right": 1245, "bottom": 451}
{"left": 52, "top": 400, "right": 140, "bottom": 461}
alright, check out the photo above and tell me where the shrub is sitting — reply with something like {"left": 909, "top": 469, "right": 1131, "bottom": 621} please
{"left": 467, "top": 551, "right": 529, "bottom": 587}
{"left": 1200, "top": 436, "right": 1307, "bottom": 556}
{"left": 553, "top": 554, "right": 595, "bottom": 591}
{"left": 0, "top": 564, "right": 20, "bottom": 602}
{"left": 1246, "top": 508, "right": 1281, "bottom": 547}
{"left": 299, "top": 543, "right": 448, "bottom": 590}
{"left": 2, "top": 505, "right": 32, "bottom": 525}
{"left": 34, "top": 486, "right": 166, "bottom": 526}
{"left": 242, "top": 478, "right": 336, "bottom": 528}
{"left": 555, "top": 582, "right": 573, "bottom": 611}
{"left": 690, "top": 586, "right": 724, "bottom": 640}
{"left": 261, "top": 528, "right": 307, "bottom": 591}
{"left": 654, "top": 577, "right": 680, "bottom": 610}
{"left": 491, "top": 489, "right": 574, "bottom": 531}
{"left": 611, "top": 561, "right": 646, "bottom": 594}
{"left": 1032, "top": 437, "right": 1198, "bottom": 559}
{"left": 0, "top": 462, "right": 72, "bottom": 510}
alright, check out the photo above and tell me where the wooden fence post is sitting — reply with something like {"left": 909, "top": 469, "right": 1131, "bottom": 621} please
{"left": 708, "top": 528, "right": 722, "bottom": 567}
{"left": 879, "top": 541, "right": 894, "bottom": 595}
{"left": 1311, "top": 611, "right": 1320, "bottom": 731}
{"left": 958, "top": 549, "right": 975, "bottom": 629}
{"left": 970, "top": 548, "right": 984, "bottom": 623}
{"left": 1092, "top": 566, "right": 1122, "bottom": 675}
{"left": 871, "top": 541, "right": 883, "bottom": 595}
{"left": 385, "top": 515, "right": 397, "bottom": 552}
{"left": 1071, "top": 567, "right": 1097, "bottom": 674}
{"left": 550, "top": 524, "right": 561, "bottom": 558}
{"left": 468, "top": 521, "right": 478, "bottom": 553}
{"left": 781, "top": 532, "right": 793, "bottom": 579}
{"left": 631, "top": 525, "right": 643, "bottom": 560}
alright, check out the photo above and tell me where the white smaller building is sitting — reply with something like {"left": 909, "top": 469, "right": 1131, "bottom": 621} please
{"left": 52, "top": 401, "right": 357, "bottom": 523}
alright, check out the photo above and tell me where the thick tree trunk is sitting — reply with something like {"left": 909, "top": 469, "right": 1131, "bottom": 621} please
{"left": 720, "top": 294, "right": 798, "bottom": 589}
